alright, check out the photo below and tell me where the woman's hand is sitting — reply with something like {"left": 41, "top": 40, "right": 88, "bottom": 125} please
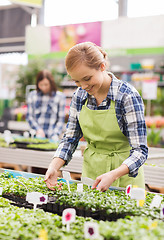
{"left": 44, "top": 168, "right": 58, "bottom": 190}
{"left": 92, "top": 164, "right": 129, "bottom": 191}
{"left": 36, "top": 128, "right": 45, "bottom": 138}
{"left": 92, "top": 171, "right": 116, "bottom": 191}
{"left": 44, "top": 157, "right": 65, "bottom": 190}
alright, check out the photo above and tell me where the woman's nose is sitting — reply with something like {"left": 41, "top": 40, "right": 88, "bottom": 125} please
{"left": 81, "top": 83, "right": 88, "bottom": 90}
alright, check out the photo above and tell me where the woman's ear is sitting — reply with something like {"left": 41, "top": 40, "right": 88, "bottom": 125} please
{"left": 100, "top": 63, "right": 106, "bottom": 71}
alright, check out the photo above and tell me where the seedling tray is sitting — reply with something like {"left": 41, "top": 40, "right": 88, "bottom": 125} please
{"left": 14, "top": 141, "right": 46, "bottom": 149}
{"left": 0, "top": 168, "right": 138, "bottom": 222}
{"left": 2, "top": 191, "right": 131, "bottom": 221}
{"left": 25, "top": 147, "right": 57, "bottom": 151}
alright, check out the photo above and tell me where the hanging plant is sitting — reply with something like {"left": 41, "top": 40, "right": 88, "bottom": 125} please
{"left": 15, "top": 59, "right": 45, "bottom": 104}
{"left": 15, "top": 58, "right": 66, "bottom": 105}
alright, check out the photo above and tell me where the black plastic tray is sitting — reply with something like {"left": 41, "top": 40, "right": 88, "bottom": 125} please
{"left": 2, "top": 193, "right": 133, "bottom": 221}
{"left": 14, "top": 142, "right": 57, "bottom": 151}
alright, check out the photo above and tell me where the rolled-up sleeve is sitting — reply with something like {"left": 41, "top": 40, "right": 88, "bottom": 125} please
{"left": 121, "top": 92, "right": 148, "bottom": 177}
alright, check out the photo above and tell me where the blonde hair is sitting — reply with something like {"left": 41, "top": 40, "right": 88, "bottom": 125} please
{"left": 65, "top": 42, "right": 109, "bottom": 72}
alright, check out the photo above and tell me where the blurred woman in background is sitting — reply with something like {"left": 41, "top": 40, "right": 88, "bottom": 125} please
{"left": 26, "top": 69, "right": 66, "bottom": 141}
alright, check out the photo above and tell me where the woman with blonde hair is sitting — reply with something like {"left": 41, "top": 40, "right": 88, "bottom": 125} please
{"left": 45, "top": 42, "right": 148, "bottom": 191}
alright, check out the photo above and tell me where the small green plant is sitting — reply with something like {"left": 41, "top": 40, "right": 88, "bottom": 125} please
{"left": 147, "top": 126, "right": 162, "bottom": 147}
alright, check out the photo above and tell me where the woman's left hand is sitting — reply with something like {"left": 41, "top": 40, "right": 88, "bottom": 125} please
{"left": 92, "top": 171, "right": 116, "bottom": 191}
{"left": 36, "top": 128, "right": 45, "bottom": 138}
{"left": 92, "top": 164, "right": 129, "bottom": 191}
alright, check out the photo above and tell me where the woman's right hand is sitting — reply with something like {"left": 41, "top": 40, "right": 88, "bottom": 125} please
{"left": 44, "top": 157, "right": 65, "bottom": 190}
{"left": 44, "top": 168, "right": 58, "bottom": 190}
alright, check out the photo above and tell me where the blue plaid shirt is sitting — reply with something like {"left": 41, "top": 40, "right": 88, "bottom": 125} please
{"left": 26, "top": 90, "right": 66, "bottom": 139}
{"left": 54, "top": 73, "right": 148, "bottom": 177}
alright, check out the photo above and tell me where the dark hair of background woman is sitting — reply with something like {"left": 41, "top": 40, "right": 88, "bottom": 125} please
{"left": 36, "top": 69, "right": 57, "bottom": 95}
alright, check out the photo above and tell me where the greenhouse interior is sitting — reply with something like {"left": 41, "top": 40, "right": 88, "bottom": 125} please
{"left": 0, "top": 0, "right": 164, "bottom": 239}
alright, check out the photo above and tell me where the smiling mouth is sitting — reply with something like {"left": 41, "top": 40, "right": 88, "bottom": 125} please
{"left": 85, "top": 86, "right": 93, "bottom": 92}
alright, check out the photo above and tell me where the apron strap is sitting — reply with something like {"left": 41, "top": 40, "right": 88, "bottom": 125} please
{"left": 88, "top": 142, "right": 131, "bottom": 155}
{"left": 84, "top": 97, "right": 115, "bottom": 109}
{"left": 84, "top": 98, "right": 88, "bottom": 106}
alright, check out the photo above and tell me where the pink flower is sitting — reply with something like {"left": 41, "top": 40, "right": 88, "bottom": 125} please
{"left": 127, "top": 186, "right": 131, "bottom": 194}
{"left": 65, "top": 213, "right": 72, "bottom": 221}
{"left": 88, "top": 227, "right": 94, "bottom": 235}
{"left": 40, "top": 196, "right": 46, "bottom": 202}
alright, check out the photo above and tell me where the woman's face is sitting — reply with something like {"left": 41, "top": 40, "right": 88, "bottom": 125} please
{"left": 38, "top": 78, "right": 51, "bottom": 94}
{"left": 68, "top": 63, "right": 105, "bottom": 95}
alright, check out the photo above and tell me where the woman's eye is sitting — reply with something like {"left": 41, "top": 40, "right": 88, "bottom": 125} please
{"left": 85, "top": 77, "right": 91, "bottom": 81}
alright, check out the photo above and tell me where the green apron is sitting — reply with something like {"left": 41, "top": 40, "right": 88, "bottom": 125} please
{"left": 79, "top": 99, "right": 145, "bottom": 189}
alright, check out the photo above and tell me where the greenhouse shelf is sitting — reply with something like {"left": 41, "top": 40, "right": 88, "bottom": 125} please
{"left": 0, "top": 147, "right": 164, "bottom": 188}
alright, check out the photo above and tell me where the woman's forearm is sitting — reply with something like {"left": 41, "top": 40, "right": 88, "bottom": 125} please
{"left": 112, "top": 164, "right": 129, "bottom": 181}
{"left": 48, "top": 157, "right": 65, "bottom": 171}
{"left": 92, "top": 164, "right": 129, "bottom": 191}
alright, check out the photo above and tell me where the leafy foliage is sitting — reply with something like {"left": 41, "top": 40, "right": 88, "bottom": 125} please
{"left": 15, "top": 59, "right": 45, "bottom": 104}
{"left": 0, "top": 173, "right": 163, "bottom": 220}
{"left": 147, "top": 126, "right": 162, "bottom": 147}
{"left": 0, "top": 197, "right": 164, "bottom": 239}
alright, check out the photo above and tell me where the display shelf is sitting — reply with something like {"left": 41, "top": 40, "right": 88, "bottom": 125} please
{"left": 0, "top": 147, "right": 83, "bottom": 173}
{"left": 0, "top": 147, "right": 53, "bottom": 169}
{"left": 144, "top": 165, "right": 164, "bottom": 187}
{"left": 113, "top": 69, "right": 164, "bottom": 74}
{"left": 113, "top": 69, "right": 164, "bottom": 87}
{"left": 60, "top": 78, "right": 77, "bottom": 115}
{"left": 144, "top": 147, "right": 164, "bottom": 188}
{"left": 7, "top": 120, "right": 30, "bottom": 131}
{"left": 0, "top": 147, "right": 164, "bottom": 188}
